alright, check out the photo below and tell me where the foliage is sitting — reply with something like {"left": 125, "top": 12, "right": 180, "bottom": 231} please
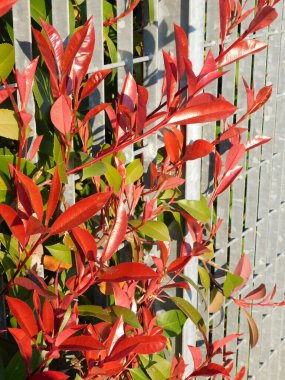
{"left": 0, "top": 0, "right": 283, "bottom": 379}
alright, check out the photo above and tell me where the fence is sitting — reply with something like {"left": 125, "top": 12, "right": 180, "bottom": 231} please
{"left": 10, "top": 0, "right": 285, "bottom": 378}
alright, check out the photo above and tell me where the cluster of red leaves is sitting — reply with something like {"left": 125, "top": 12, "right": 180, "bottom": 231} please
{"left": 0, "top": 1, "right": 284, "bottom": 379}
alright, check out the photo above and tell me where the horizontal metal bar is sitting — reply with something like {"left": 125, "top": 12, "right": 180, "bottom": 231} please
{"left": 88, "top": 55, "right": 151, "bottom": 73}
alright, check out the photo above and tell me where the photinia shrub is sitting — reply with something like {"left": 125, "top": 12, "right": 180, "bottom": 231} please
{"left": 0, "top": 0, "right": 284, "bottom": 379}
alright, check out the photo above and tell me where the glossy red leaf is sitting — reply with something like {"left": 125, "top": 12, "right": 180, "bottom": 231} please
{"left": 166, "top": 256, "right": 192, "bottom": 274}
{"left": 29, "top": 135, "right": 43, "bottom": 161}
{"left": 199, "top": 50, "right": 217, "bottom": 78}
{"left": 136, "top": 85, "right": 148, "bottom": 134}
{"left": 101, "top": 196, "right": 128, "bottom": 262}
{"left": 212, "top": 333, "right": 240, "bottom": 353}
{"left": 14, "top": 277, "right": 56, "bottom": 300}
{"left": 211, "top": 166, "right": 243, "bottom": 204}
{"left": 168, "top": 97, "right": 237, "bottom": 125}
{"left": 245, "top": 135, "right": 272, "bottom": 151}
{"left": 72, "top": 227, "right": 97, "bottom": 262}
{"left": 99, "top": 262, "right": 159, "bottom": 282}
{"left": 174, "top": 24, "right": 188, "bottom": 80}
{"left": 247, "top": 6, "right": 277, "bottom": 34}
{"left": 58, "top": 335, "right": 105, "bottom": 351}
{"left": 83, "top": 103, "right": 110, "bottom": 125}
{"left": 0, "top": 88, "right": 15, "bottom": 104}
{"left": 234, "top": 366, "right": 246, "bottom": 380}
{"left": 251, "top": 85, "right": 272, "bottom": 113}
{"left": 217, "top": 39, "right": 267, "bottom": 68}
{"left": 49, "top": 191, "right": 111, "bottom": 235}
{"left": 42, "top": 299, "right": 54, "bottom": 336}
{"left": 15, "top": 169, "right": 43, "bottom": 222}
{"left": 62, "top": 17, "right": 95, "bottom": 89}
{"left": 219, "top": 0, "right": 231, "bottom": 44}
{"left": 190, "top": 363, "right": 230, "bottom": 377}
{"left": 120, "top": 72, "right": 137, "bottom": 112}
{"left": 8, "top": 328, "right": 32, "bottom": 372}
{"left": 103, "top": 0, "right": 140, "bottom": 26}
{"left": 183, "top": 139, "right": 214, "bottom": 161}
{"left": 15, "top": 57, "right": 39, "bottom": 111}
{"left": 233, "top": 254, "right": 252, "bottom": 291}
{"left": 188, "top": 345, "right": 202, "bottom": 369}
{"left": 30, "top": 371, "right": 69, "bottom": 380}
{"left": 196, "top": 70, "right": 227, "bottom": 94}
{"left": 164, "top": 129, "right": 182, "bottom": 163}
{"left": 32, "top": 28, "right": 59, "bottom": 98}
{"left": 244, "top": 283, "right": 266, "bottom": 301}
{"left": 214, "top": 125, "right": 247, "bottom": 144}
{"left": 0, "top": 204, "right": 25, "bottom": 246}
{"left": 50, "top": 94, "right": 72, "bottom": 135}
{"left": 225, "top": 143, "right": 245, "bottom": 172}
{"left": 6, "top": 296, "right": 38, "bottom": 338}
{"left": 81, "top": 69, "right": 112, "bottom": 100}
{"left": 40, "top": 18, "right": 64, "bottom": 77}
{"left": 162, "top": 50, "right": 177, "bottom": 109}
{"left": 45, "top": 166, "right": 61, "bottom": 226}
{"left": 0, "top": 0, "right": 18, "bottom": 16}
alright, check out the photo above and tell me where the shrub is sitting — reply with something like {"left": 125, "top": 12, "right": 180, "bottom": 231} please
{"left": 0, "top": 1, "right": 283, "bottom": 379}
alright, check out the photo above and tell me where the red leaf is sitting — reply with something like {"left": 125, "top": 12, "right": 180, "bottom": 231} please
{"left": 49, "top": 191, "right": 112, "bottom": 235}
{"left": 50, "top": 94, "right": 72, "bottom": 135}
{"left": 32, "top": 28, "right": 59, "bottom": 98}
{"left": 247, "top": 6, "right": 277, "bottom": 34}
{"left": 0, "top": 0, "right": 18, "bottom": 17}
{"left": 244, "top": 135, "right": 271, "bottom": 151}
{"left": 72, "top": 227, "right": 97, "bottom": 262}
{"left": 8, "top": 328, "right": 32, "bottom": 372}
{"left": 83, "top": 103, "right": 110, "bottom": 125}
{"left": 15, "top": 57, "right": 39, "bottom": 111}
{"left": 174, "top": 24, "right": 188, "bottom": 80}
{"left": 101, "top": 196, "right": 128, "bottom": 262}
{"left": 214, "top": 125, "right": 247, "bottom": 144}
{"left": 162, "top": 50, "right": 177, "bottom": 109}
{"left": 234, "top": 366, "right": 246, "bottom": 380}
{"left": 81, "top": 69, "right": 112, "bottom": 100}
{"left": 15, "top": 169, "right": 44, "bottom": 222}
{"left": 0, "top": 88, "right": 15, "bottom": 104}
{"left": 136, "top": 85, "right": 148, "bottom": 134}
{"left": 30, "top": 371, "right": 69, "bottom": 380}
{"left": 6, "top": 296, "right": 38, "bottom": 338}
{"left": 166, "top": 256, "right": 192, "bottom": 274}
{"left": 99, "top": 262, "right": 158, "bottom": 282}
{"left": 14, "top": 277, "right": 56, "bottom": 300}
{"left": 40, "top": 18, "right": 64, "bottom": 78}
{"left": 29, "top": 135, "right": 43, "bottom": 161}
{"left": 212, "top": 333, "right": 240, "bottom": 353}
{"left": 103, "top": 0, "right": 140, "bottom": 26}
{"left": 244, "top": 283, "right": 266, "bottom": 301}
{"left": 225, "top": 143, "right": 245, "bottom": 172}
{"left": 211, "top": 166, "right": 243, "bottom": 203}
{"left": 233, "top": 254, "right": 252, "bottom": 291}
{"left": 183, "top": 139, "right": 214, "bottom": 161}
{"left": 0, "top": 204, "right": 26, "bottom": 246}
{"left": 45, "top": 167, "right": 61, "bottom": 226}
{"left": 62, "top": 17, "right": 95, "bottom": 91}
{"left": 187, "top": 345, "right": 202, "bottom": 369}
{"left": 217, "top": 39, "right": 267, "bottom": 68}
{"left": 168, "top": 97, "right": 237, "bottom": 125}
{"left": 42, "top": 299, "right": 54, "bottom": 336}
{"left": 120, "top": 72, "right": 137, "bottom": 111}
{"left": 164, "top": 129, "right": 182, "bottom": 163}
{"left": 251, "top": 85, "right": 272, "bottom": 113}
{"left": 191, "top": 363, "right": 230, "bottom": 377}
{"left": 58, "top": 335, "right": 105, "bottom": 351}
{"left": 219, "top": 0, "right": 231, "bottom": 44}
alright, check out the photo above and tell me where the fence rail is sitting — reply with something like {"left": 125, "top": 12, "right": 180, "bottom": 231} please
{"left": 10, "top": 0, "right": 285, "bottom": 378}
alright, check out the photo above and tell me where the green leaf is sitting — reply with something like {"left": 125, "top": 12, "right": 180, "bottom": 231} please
{"left": 126, "top": 159, "right": 144, "bottom": 184}
{"left": 78, "top": 305, "right": 112, "bottom": 323}
{"left": 46, "top": 243, "right": 72, "bottom": 265}
{"left": 0, "top": 173, "right": 11, "bottom": 203}
{"left": 177, "top": 194, "right": 211, "bottom": 223}
{"left": 111, "top": 306, "right": 142, "bottom": 329}
{"left": 139, "top": 355, "right": 171, "bottom": 380}
{"left": 0, "top": 110, "right": 19, "bottom": 140}
{"left": 130, "top": 220, "right": 170, "bottom": 241}
{"left": 105, "top": 35, "right": 117, "bottom": 64}
{"left": 0, "top": 44, "right": 15, "bottom": 80}
{"left": 82, "top": 161, "right": 106, "bottom": 180}
{"left": 105, "top": 163, "right": 122, "bottom": 193}
{"left": 156, "top": 309, "right": 186, "bottom": 337}
{"left": 31, "top": 0, "right": 50, "bottom": 25}
{"left": 130, "top": 368, "right": 150, "bottom": 380}
{"left": 198, "top": 266, "right": 210, "bottom": 291}
{"left": 148, "top": 0, "right": 155, "bottom": 24}
{"left": 171, "top": 296, "right": 206, "bottom": 333}
{"left": 223, "top": 272, "right": 243, "bottom": 298}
